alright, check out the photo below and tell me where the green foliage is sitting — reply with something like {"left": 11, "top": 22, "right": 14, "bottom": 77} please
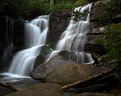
{"left": 0, "top": 0, "right": 89, "bottom": 19}
{"left": 74, "top": 0, "right": 88, "bottom": 6}
{"left": 0, "top": 0, "right": 50, "bottom": 19}
{"left": 72, "top": 9, "right": 88, "bottom": 21}
{"left": 106, "top": 0, "right": 121, "bottom": 23}
{"left": 50, "top": 1, "right": 75, "bottom": 12}
{"left": 104, "top": 24, "right": 121, "bottom": 60}
{"left": 49, "top": 0, "right": 88, "bottom": 12}
{"left": 97, "top": 24, "right": 121, "bottom": 78}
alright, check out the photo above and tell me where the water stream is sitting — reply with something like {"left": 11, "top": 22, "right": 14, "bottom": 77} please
{"left": 0, "top": 4, "right": 95, "bottom": 93}
{"left": 0, "top": 3, "right": 94, "bottom": 82}
{"left": 47, "top": 3, "right": 94, "bottom": 64}
{"left": 1, "top": 15, "right": 49, "bottom": 77}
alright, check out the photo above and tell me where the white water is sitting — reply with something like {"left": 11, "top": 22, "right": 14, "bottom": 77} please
{"left": 8, "top": 15, "right": 49, "bottom": 76}
{"left": 47, "top": 3, "right": 94, "bottom": 64}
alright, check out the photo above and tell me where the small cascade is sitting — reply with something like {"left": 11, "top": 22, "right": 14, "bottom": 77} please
{"left": 47, "top": 3, "right": 94, "bottom": 64}
{"left": 8, "top": 15, "right": 49, "bottom": 76}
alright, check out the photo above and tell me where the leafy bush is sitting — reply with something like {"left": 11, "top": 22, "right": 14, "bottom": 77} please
{"left": 97, "top": 24, "right": 121, "bottom": 78}
{"left": 0, "top": 0, "right": 50, "bottom": 19}
{"left": 0, "top": 0, "right": 89, "bottom": 19}
{"left": 106, "top": 0, "right": 121, "bottom": 23}
{"left": 74, "top": 0, "right": 88, "bottom": 6}
{"left": 50, "top": 1, "right": 75, "bottom": 12}
{"left": 104, "top": 24, "right": 121, "bottom": 61}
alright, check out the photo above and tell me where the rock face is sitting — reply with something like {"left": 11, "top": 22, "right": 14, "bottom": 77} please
{"left": 0, "top": 16, "right": 25, "bottom": 71}
{"left": 6, "top": 83, "right": 63, "bottom": 96}
{"left": 91, "top": 0, "right": 108, "bottom": 21}
{"left": 91, "top": 0, "right": 121, "bottom": 23}
{"left": 47, "top": 10, "right": 71, "bottom": 44}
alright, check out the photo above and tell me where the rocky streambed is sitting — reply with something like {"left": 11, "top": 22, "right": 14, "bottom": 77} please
{"left": 1, "top": 53, "right": 121, "bottom": 96}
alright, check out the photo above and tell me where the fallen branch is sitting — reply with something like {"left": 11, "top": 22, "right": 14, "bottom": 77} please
{"left": 62, "top": 69, "right": 115, "bottom": 90}
{"left": 0, "top": 82, "right": 18, "bottom": 91}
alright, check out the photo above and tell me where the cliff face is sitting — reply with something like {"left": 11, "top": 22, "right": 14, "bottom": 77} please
{"left": 0, "top": 16, "right": 25, "bottom": 71}
{"left": 47, "top": 10, "right": 71, "bottom": 45}
{"left": 91, "top": 0, "right": 121, "bottom": 23}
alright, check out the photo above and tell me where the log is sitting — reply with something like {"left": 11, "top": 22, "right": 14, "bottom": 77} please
{"left": 62, "top": 69, "right": 115, "bottom": 90}
{"left": 0, "top": 82, "right": 17, "bottom": 91}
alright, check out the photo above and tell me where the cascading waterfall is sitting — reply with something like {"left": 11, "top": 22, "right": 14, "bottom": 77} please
{"left": 8, "top": 15, "right": 49, "bottom": 76}
{"left": 47, "top": 3, "right": 94, "bottom": 64}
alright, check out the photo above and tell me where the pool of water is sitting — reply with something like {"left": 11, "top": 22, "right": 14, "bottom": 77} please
{"left": 0, "top": 72, "right": 40, "bottom": 90}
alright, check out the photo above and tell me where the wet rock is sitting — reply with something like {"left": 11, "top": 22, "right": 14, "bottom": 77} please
{"left": 30, "top": 63, "right": 47, "bottom": 81}
{"left": 30, "top": 53, "right": 76, "bottom": 81}
{"left": 31, "top": 50, "right": 94, "bottom": 81}
{"left": 47, "top": 10, "right": 71, "bottom": 44}
{"left": 31, "top": 49, "right": 110, "bottom": 85}
{"left": 6, "top": 83, "right": 63, "bottom": 96}
{"left": 73, "top": 92, "right": 115, "bottom": 96}
{"left": 0, "top": 86, "right": 13, "bottom": 96}
{"left": 84, "top": 44, "right": 106, "bottom": 55}
{"left": 34, "top": 45, "right": 52, "bottom": 68}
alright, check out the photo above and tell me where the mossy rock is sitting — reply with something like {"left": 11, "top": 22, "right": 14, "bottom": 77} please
{"left": 6, "top": 83, "right": 63, "bottom": 96}
{"left": 91, "top": 0, "right": 109, "bottom": 21}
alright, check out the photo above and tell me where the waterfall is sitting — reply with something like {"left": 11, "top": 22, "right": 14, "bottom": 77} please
{"left": 8, "top": 15, "right": 49, "bottom": 76}
{"left": 47, "top": 3, "right": 94, "bottom": 64}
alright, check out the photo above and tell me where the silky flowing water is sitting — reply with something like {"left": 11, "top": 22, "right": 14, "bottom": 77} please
{"left": 47, "top": 3, "right": 94, "bottom": 64}
{"left": 0, "top": 4, "right": 94, "bottom": 92}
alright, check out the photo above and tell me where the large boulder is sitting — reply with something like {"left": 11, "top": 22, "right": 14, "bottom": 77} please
{"left": 46, "top": 63, "right": 110, "bottom": 85}
{"left": 30, "top": 51, "right": 110, "bottom": 85}
{"left": 6, "top": 83, "right": 63, "bottom": 96}
{"left": 30, "top": 52, "right": 76, "bottom": 81}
